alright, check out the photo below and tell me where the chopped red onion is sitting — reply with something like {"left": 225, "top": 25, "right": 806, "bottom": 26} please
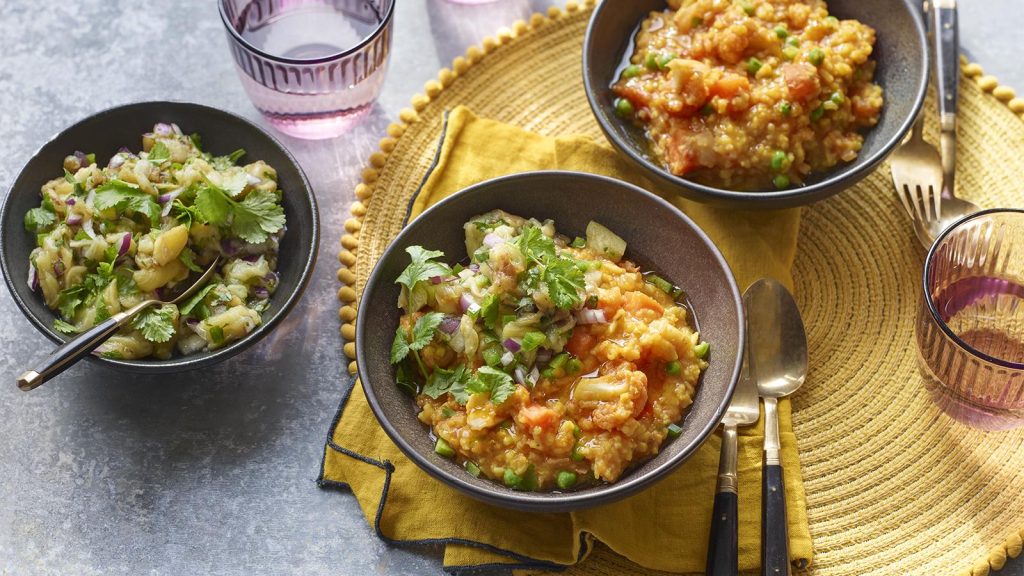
{"left": 575, "top": 308, "right": 607, "bottom": 325}
{"left": 118, "top": 233, "right": 131, "bottom": 258}
{"left": 185, "top": 318, "right": 199, "bottom": 327}
{"left": 482, "top": 233, "right": 503, "bottom": 248}
{"left": 81, "top": 218, "right": 96, "bottom": 239}
{"left": 170, "top": 123, "right": 183, "bottom": 136}
{"left": 500, "top": 351, "right": 515, "bottom": 366}
{"left": 429, "top": 275, "right": 445, "bottom": 285}
{"left": 241, "top": 254, "right": 261, "bottom": 263}
{"left": 73, "top": 151, "right": 88, "bottom": 166}
{"left": 66, "top": 214, "right": 83, "bottom": 226}
{"left": 469, "top": 264, "right": 480, "bottom": 272}
{"left": 158, "top": 188, "right": 183, "bottom": 205}
{"left": 154, "top": 123, "right": 173, "bottom": 136}
{"left": 52, "top": 260, "right": 65, "bottom": 278}
{"left": 439, "top": 315, "right": 461, "bottom": 335}
{"left": 65, "top": 197, "right": 76, "bottom": 206}
{"left": 109, "top": 154, "right": 126, "bottom": 169}
{"left": 528, "top": 366, "right": 540, "bottom": 384}
{"left": 221, "top": 238, "right": 240, "bottom": 256}
{"left": 253, "top": 286, "right": 270, "bottom": 300}
{"left": 117, "top": 146, "right": 131, "bottom": 154}
{"left": 459, "top": 294, "right": 479, "bottom": 313}
{"left": 262, "top": 272, "right": 279, "bottom": 291}
{"left": 27, "top": 263, "right": 38, "bottom": 291}
{"left": 514, "top": 366, "right": 528, "bottom": 386}
{"left": 535, "top": 349, "right": 552, "bottom": 365}
{"left": 503, "top": 338, "right": 521, "bottom": 353}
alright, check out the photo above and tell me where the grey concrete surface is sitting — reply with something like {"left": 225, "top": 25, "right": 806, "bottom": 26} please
{"left": 0, "top": 1, "right": 1020, "bottom": 575}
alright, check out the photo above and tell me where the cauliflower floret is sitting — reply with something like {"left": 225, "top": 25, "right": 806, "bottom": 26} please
{"left": 571, "top": 362, "right": 649, "bottom": 431}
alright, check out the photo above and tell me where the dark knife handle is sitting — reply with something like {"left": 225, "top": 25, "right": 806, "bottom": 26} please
{"left": 706, "top": 491, "right": 738, "bottom": 576}
{"left": 761, "top": 463, "right": 790, "bottom": 576}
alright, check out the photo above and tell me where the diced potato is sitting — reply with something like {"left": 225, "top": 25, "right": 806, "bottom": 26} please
{"left": 33, "top": 249, "right": 61, "bottom": 307}
{"left": 102, "top": 280, "right": 121, "bottom": 315}
{"left": 153, "top": 225, "right": 189, "bottom": 266}
{"left": 199, "top": 305, "right": 261, "bottom": 349}
{"left": 223, "top": 256, "right": 270, "bottom": 284}
{"left": 133, "top": 259, "right": 187, "bottom": 292}
{"left": 96, "top": 333, "right": 154, "bottom": 360}
{"left": 586, "top": 221, "right": 627, "bottom": 262}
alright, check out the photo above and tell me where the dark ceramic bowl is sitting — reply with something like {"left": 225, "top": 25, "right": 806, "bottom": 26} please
{"left": 583, "top": 0, "right": 928, "bottom": 209}
{"left": 357, "top": 171, "right": 743, "bottom": 511}
{"left": 0, "top": 101, "right": 319, "bottom": 373}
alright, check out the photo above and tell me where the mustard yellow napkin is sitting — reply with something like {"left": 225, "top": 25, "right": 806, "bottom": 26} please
{"left": 320, "top": 105, "right": 812, "bottom": 573}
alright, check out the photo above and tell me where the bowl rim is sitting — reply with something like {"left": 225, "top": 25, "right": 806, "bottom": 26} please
{"left": 0, "top": 100, "right": 320, "bottom": 373}
{"left": 356, "top": 170, "right": 744, "bottom": 511}
{"left": 581, "top": 0, "right": 930, "bottom": 205}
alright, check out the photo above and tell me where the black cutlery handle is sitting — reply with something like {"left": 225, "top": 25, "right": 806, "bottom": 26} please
{"left": 761, "top": 463, "right": 790, "bottom": 576}
{"left": 706, "top": 491, "right": 738, "bottom": 576}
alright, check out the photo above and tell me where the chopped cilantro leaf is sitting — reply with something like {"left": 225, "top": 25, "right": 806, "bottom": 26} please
{"left": 479, "top": 293, "right": 499, "bottom": 330}
{"left": 390, "top": 327, "right": 411, "bottom": 364}
{"left": 543, "top": 257, "right": 585, "bottom": 309}
{"left": 395, "top": 246, "right": 450, "bottom": 294}
{"left": 94, "top": 180, "right": 161, "bottom": 226}
{"left": 194, "top": 184, "right": 285, "bottom": 244}
{"left": 423, "top": 364, "right": 469, "bottom": 399}
{"left": 63, "top": 169, "right": 85, "bottom": 196}
{"left": 179, "top": 284, "right": 216, "bottom": 315}
{"left": 209, "top": 325, "right": 225, "bottom": 344}
{"left": 147, "top": 141, "right": 171, "bottom": 163}
{"left": 179, "top": 247, "right": 203, "bottom": 273}
{"left": 131, "top": 304, "right": 177, "bottom": 343}
{"left": 516, "top": 225, "right": 556, "bottom": 264}
{"left": 24, "top": 207, "right": 56, "bottom": 233}
{"left": 53, "top": 319, "right": 78, "bottom": 334}
{"left": 469, "top": 366, "right": 517, "bottom": 405}
{"left": 410, "top": 312, "right": 444, "bottom": 351}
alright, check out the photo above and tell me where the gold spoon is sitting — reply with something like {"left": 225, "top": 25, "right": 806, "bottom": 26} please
{"left": 16, "top": 257, "right": 220, "bottom": 391}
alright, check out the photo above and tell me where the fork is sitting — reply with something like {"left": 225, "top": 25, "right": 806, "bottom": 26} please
{"left": 889, "top": 113, "right": 944, "bottom": 249}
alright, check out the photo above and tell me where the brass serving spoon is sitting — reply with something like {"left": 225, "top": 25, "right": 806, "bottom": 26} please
{"left": 16, "top": 257, "right": 220, "bottom": 391}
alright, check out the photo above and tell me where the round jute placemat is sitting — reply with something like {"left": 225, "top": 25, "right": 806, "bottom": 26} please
{"left": 333, "top": 2, "right": 1024, "bottom": 574}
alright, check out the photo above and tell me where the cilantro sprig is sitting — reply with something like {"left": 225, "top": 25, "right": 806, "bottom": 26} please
{"left": 467, "top": 366, "right": 517, "bottom": 405}
{"left": 543, "top": 257, "right": 586, "bottom": 309}
{"left": 94, "top": 179, "right": 161, "bottom": 227}
{"left": 193, "top": 181, "right": 285, "bottom": 244}
{"left": 131, "top": 304, "right": 177, "bottom": 343}
{"left": 390, "top": 312, "right": 445, "bottom": 377}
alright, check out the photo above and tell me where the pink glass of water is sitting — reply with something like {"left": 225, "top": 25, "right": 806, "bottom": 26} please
{"left": 219, "top": 0, "right": 394, "bottom": 139}
{"left": 916, "top": 208, "right": 1024, "bottom": 430}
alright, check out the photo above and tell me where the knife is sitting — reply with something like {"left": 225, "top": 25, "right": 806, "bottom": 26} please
{"left": 705, "top": 301, "right": 761, "bottom": 576}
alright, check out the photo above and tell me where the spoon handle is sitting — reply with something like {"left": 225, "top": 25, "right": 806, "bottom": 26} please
{"left": 706, "top": 423, "right": 739, "bottom": 576}
{"left": 932, "top": 0, "right": 958, "bottom": 197}
{"left": 761, "top": 397, "right": 791, "bottom": 576}
{"left": 16, "top": 301, "right": 154, "bottom": 391}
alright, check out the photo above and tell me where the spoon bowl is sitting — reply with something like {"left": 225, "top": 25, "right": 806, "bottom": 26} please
{"left": 746, "top": 279, "right": 809, "bottom": 399}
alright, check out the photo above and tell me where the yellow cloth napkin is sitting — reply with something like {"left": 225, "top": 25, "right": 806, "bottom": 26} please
{"left": 320, "top": 105, "right": 812, "bottom": 573}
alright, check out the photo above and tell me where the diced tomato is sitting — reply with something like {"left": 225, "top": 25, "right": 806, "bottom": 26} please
{"left": 622, "top": 292, "right": 665, "bottom": 315}
{"left": 781, "top": 63, "right": 820, "bottom": 101}
{"left": 567, "top": 329, "right": 597, "bottom": 358}
{"left": 708, "top": 74, "right": 750, "bottom": 99}
{"left": 612, "top": 81, "right": 651, "bottom": 107}
{"left": 518, "top": 404, "right": 559, "bottom": 429}
{"left": 664, "top": 134, "right": 700, "bottom": 175}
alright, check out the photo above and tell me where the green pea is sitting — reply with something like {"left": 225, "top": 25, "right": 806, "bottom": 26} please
{"left": 571, "top": 443, "right": 585, "bottom": 461}
{"left": 810, "top": 104, "right": 825, "bottom": 121}
{"left": 565, "top": 358, "right": 582, "bottom": 375}
{"left": 645, "top": 53, "right": 659, "bottom": 70}
{"left": 740, "top": 1, "right": 754, "bottom": 16}
{"left": 700, "top": 102, "right": 715, "bottom": 116}
{"left": 621, "top": 64, "right": 643, "bottom": 79}
{"left": 746, "top": 58, "right": 763, "bottom": 75}
{"left": 441, "top": 406, "right": 455, "bottom": 418}
{"left": 434, "top": 437, "right": 455, "bottom": 458}
{"left": 782, "top": 46, "right": 799, "bottom": 61}
{"left": 779, "top": 101, "right": 793, "bottom": 116}
{"left": 807, "top": 48, "right": 825, "bottom": 66}
{"left": 774, "top": 25, "right": 789, "bottom": 39}
{"left": 657, "top": 52, "right": 677, "bottom": 69}
{"left": 771, "top": 151, "right": 787, "bottom": 172}
{"left": 825, "top": 15, "right": 839, "bottom": 25}
{"left": 572, "top": 423, "right": 582, "bottom": 439}
{"left": 830, "top": 92, "right": 844, "bottom": 105}
{"left": 773, "top": 174, "right": 791, "bottom": 189}
{"left": 556, "top": 471, "right": 578, "bottom": 490}
{"left": 691, "top": 16, "right": 703, "bottom": 27}
{"left": 786, "top": 36, "right": 800, "bottom": 47}
{"left": 666, "top": 360, "right": 682, "bottom": 376}
{"left": 614, "top": 98, "right": 634, "bottom": 118}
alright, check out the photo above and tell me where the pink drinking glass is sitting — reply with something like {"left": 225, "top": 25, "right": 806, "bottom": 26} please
{"left": 219, "top": 0, "right": 394, "bottom": 139}
{"left": 916, "top": 209, "right": 1024, "bottom": 430}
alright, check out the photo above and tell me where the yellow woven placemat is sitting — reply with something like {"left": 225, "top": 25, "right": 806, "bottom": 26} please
{"left": 332, "top": 2, "right": 1024, "bottom": 574}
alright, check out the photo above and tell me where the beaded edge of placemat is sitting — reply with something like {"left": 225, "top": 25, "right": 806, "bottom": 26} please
{"left": 330, "top": 2, "right": 1024, "bottom": 574}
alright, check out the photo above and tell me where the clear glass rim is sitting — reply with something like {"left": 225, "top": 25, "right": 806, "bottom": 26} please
{"left": 218, "top": 0, "right": 395, "bottom": 66}
{"left": 923, "top": 207, "right": 1024, "bottom": 370}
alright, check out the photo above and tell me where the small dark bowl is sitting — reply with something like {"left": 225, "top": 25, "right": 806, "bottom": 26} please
{"left": 357, "top": 171, "right": 743, "bottom": 512}
{"left": 0, "top": 101, "right": 319, "bottom": 373}
{"left": 583, "top": 0, "right": 928, "bottom": 209}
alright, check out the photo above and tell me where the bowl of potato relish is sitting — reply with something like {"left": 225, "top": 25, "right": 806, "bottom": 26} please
{"left": 357, "top": 171, "right": 743, "bottom": 511}
{"left": 0, "top": 101, "right": 318, "bottom": 373}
